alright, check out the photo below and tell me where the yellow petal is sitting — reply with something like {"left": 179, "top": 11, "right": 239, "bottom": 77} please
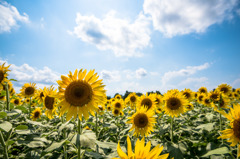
{"left": 117, "top": 142, "right": 128, "bottom": 159}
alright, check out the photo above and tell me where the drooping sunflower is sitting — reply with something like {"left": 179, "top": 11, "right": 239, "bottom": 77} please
{"left": 125, "top": 92, "right": 138, "bottom": 109}
{"left": 216, "top": 83, "right": 232, "bottom": 96}
{"left": 0, "top": 62, "right": 11, "bottom": 89}
{"left": 181, "top": 88, "right": 193, "bottom": 101}
{"left": 31, "top": 107, "right": 42, "bottom": 121}
{"left": 127, "top": 106, "right": 156, "bottom": 137}
{"left": 198, "top": 87, "right": 208, "bottom": 94}
{"left": 112, "top": 99, "right": 125, "bottom": 110}
{"left": 218, "top": 104, "right": 240, "bottom": 157}
{"left": 137, "top": 93, "right": 156, "bottom": 111}
{"left": 57, "top": 69, "right": 106, "bottom": 121}
{"left": 35, "top": 88, "right": 45, "bottom": 104}
{"left": 163, "top": 89, "right": 189, "bottom": 117}
{"left": 10, "top": 97, "right": 23, "bottom": 106}
{"left": 20, "top": 83, "right": 37, "bottom": 98}
{"left": 114, "top": 136, "right": 169, "bottom": 159}
{"left": 42, "top": 86, "right": 58, "bottom": 119}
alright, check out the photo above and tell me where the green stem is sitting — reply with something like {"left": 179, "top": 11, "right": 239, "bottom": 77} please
{"left": 5, "top": 83, "right": 10, "bottom": 111}
{"left": 95, "top": 112, "right": 99, "bottom": 153}
{"left": 61, "top": 117, "right": 67, "bottom": 159}
{"left": 171, "top": 117, "right": 174, "bottom": 143}
{"left": 219, "top": 113, "right": 223, "bottom": 144}
{"left": 78, "top": 118, "right": 81, "bottom": 159}
{"left": 0, "top": 131, "right": 9, "bottom": 159}
{"left": 29, "top": 97, "right": 32, "bottom": 118}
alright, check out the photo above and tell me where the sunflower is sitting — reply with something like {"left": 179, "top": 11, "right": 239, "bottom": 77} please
{"left": 197, "top": 93, "right": 205, "bottom": 104}
{"left": 154, "top": 94, "right": 163, "bottom": 114}
{"left": 57, "top": 69, "right": 106, "bottom": 121}
{"left": 233, "top": 92, "right": 239, "bottom": 100}
{"left": 218, "top": 104, "right": 240, "bottom": 157}
{"left": 137, "top": 93, "right": 156, "bottom": 111}
{"left": 125, "top": 92, "right": 138, "bottom": 109}
{"left": 10, "top": 97, "right": 22, "bottom": 106}
{"left": 20, "top": 83, "right": 37, "bottom": 98}
{"left": 186, "top": 103, "right": 194, "bottom": 111}
{"left": 0, "top": 93, "right": 5, "bottom": 101}
{"left": 0, "top": 62, "right": 10, "bottom": 88}
{"left": 181, "top": 88, "right": 193, "bottom": 101}
{"left": 42, "top": 86, "right": 58, "bottom": 119}
{"left": 198, "top": 87, "right": 208, "bottom": 94}
{"left": 236, "top": 88, "right": 240, "bottom": 94}
{"left": 202, "top": 95, "right": 212, "bottom": 107}
{"left": 127, "top": 106, "right": 156, "bottom": 137}
{"left": 212, "top": 96, "right": 230, "bottom": 111}
{"left": 35, "top": 88, "right": 45, "bottom": 104}
{"left": 163, "top": 89, "right": 189, "bottom": 117}
{"left": 216, "top": 83, "right": 232, "bottom": 95}
{"left": 24, "top": 98, "right": 30, "bottom": 104}
{"left": 97, "top": 104, "right": 105, "bottom": 115}
{"left": 209, "top": 90, "right": 220, "bottom": 102}
{"left": 115, "top": 94, "right": 122, "bottom": 100}
{"left": 112, "top": 99, "right": 125, "bottom": 110}
{"left": 107, "top": 105, "right": 112, "bottom": 111}
{"left": 112, "top": 108, "right": 122, "bottom": 116}
{"left": 114, "top": 136, "right": 169, "bottom": 159}
{"left": 31, "top": 107, "right": 42, "bottom": 121}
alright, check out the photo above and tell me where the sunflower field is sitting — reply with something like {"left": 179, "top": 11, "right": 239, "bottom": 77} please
{"left": 0, "top": 62, "right": 240, "bottom": 159}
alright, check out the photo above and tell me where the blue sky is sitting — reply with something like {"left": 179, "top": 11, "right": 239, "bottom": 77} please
{"left": 0, "top": 0, "right": 240, "bottom": 96}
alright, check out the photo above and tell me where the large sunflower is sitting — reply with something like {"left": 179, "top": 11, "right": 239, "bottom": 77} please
{"left": 127, "top": 106, "right": 156, "bottom": 137}
{"left": 218, "top": 104, "right": 240, "bottom": 157}
{"left": 137, "top": 93, "right": 156, "bottom": 111}
{"left": 42, "top": 86, "right": 58, "bottom": 119}
{"left": 216, "top": 83, "right": 232, "bottom": 95}
{"left": 31, "top": 107, "right": 42, "bottom": 121}
{"left": 114, "top": 136, "right": 169, "bottom": 159}
{"left": 0, "top": 62, "right": 10, "bottom": 88}
{"left": 20, "top": 83, "right": 37, "bottom": 98}
{"left": 163, "top": 89, "right": 188, "bottom": 117}
{"left": 125, "top": 92, "right": 138, "bottom": 109}
{"left": 57, "top": 69, "right": 106, "bottom": 121}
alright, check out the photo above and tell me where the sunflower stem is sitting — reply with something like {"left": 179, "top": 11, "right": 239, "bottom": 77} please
{"left": 170, "top": 117, "right": 174, "bottom": 143}
{"left": 29, "top": 97, "right": 32, "bottom": 118}
{"left": 5, "top": 83, "right": 10, "bottom": 111}
{"left": 219, "top": 112, "right": 223, "bottom": 144}
{"left": 61, "top": 117, "right": 67, "bottom": 159}
{"left": 77, "top": 118, "right": 81, "bottom": 159}
{"left": 95, "top": 112, "right": 99, "bottom": 153}
{"left": 0, "top": 130, "right": 9, "bottom": 159}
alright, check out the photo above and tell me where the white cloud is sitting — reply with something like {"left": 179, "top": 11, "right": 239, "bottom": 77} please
{"left": 179, "top": 77, "right": 208, "bottom": 86}
{"left": 162, "top": 63, "right": 210, "bottom": 84}
{"left": 232, "top": 78, "right": 240, "bottom": 88}
{"left": 0, "top": 1, "right": 29, "bottom": 33}
{"left": 136, "top": 68, "right": 147, "bottom": 79}
{"left": 100, "top": 70, "right": 121, "bottom": 82}
{"left": 69, "top": 11, "right": 151, "bottom": 57}
{"left": 143, "top": 0, "right": 238, "bottom": 37}
{"left": 0, "top": 59, "right": 60, "bottom": 92}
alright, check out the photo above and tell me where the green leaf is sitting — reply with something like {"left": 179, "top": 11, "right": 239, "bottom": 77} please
{"left": 85, "top": 151, "right": 104, "bottom": 159}
{"left": 0, "top": 112, "right": 7, "bottom": 119}
{"left": 27, "top": 141, "right": 45, "bottom": 148}
{"left": 44, "top": 139, "right": 66, "bottom": 153}
{"left": 15, "top": 125, "right": 28, "bottom": 130}
{"left": 15, "top": 129, "right": 31, "bottom": 135}
{"left": 9, "top": 78, "right": 18, "bottom": 82}
{"left": 201, "top": 147, "right": 230, "bottom": 157}
{"left": 0, "top": 121, "right": 12, "bottom": 132}
{"left": 7, "top": 109, "right": 22, "bottom": 116}
{"left": 195, "top": 123, "right": 215, "bottom": 132}
{"left": 71, "top": 130, "right": 96, "bottom": 149}
{"left": 15, "top": 106, "right": 28, "bottom": 114}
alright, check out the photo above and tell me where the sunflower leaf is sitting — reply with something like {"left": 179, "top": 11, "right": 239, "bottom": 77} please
{"left": 201, "top": 147, "right": 230, "bottom": 157}
{"left": 0, "top": 121, "right": 12, "bottom": 132}
{"left": 43, "top": 139, "right": 67, "bottom": 153}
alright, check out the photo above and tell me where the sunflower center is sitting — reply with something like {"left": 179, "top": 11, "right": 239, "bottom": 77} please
{"left": 45, "top": 96, "right": 54, "bottom": 110}
{"left": 34, "top": 111, "right": 40, "bottom": 118}
{"left": 115, "top": 102, "right": 121, "bottom": 109}
{"left": 0, "top": 70, "right": 4, "bottom": 83}
{"left": 204, "top": 99, "right": 211, "bottom": 104}
{"left": 64, "top": 81, "right": 93, "bottom": 107}
{"left": 210, "top": 94, "right": 218, "bottom": 100}
{"left": 130, "top": 96, "right": 136, "bottom": 103}
{"left": 25, "top": 87, "right": 35, "bottom": 96}
{"left": 219, "top": 100, "right": 225, "bottom": 108}
{"left": 220, "top": 87, "right": 228, "bottom": 93}
{"left": 14, "top": 99, "right": 19, "bottom": 105}
{"left": 107, "top": 106, "right": 111, "bottom": 110}
{"left": 183, "top": 92, "right": 190, "bottom": 99}
{"left": 134, "top": 113, "right": 148, "bottom": 128}
{"left": 233, "top": 119, "right": 240, "bottom": 139}
{"left": 167, "top": 97, "right": 181, "bottom": 110}
{"left": 114, "top": 109, "right": 119, "bottom": 115}
{"left": 198, "top": 95, "right": 204, "bottom": 102}
{"left": 200, "top": 89, "right": 206, "bottom": 93}
{"left": 141, "top": 98, "right": 152, "bottom": 109}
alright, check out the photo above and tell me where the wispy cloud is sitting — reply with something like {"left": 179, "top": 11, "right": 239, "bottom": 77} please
{"left": 136, "top": 68, "right": 147, "bottom": 79}
{"left": 69, "top": 10, "right": 151, "bottom": 57}
{"left": 100, "top": 70, "right": 121, "bottom": 82}
{"left": 0, "top": 1, "right": 29, "bottom": 33}
{"left": 143, "top": 0, "right": 238, "bottom": 37}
